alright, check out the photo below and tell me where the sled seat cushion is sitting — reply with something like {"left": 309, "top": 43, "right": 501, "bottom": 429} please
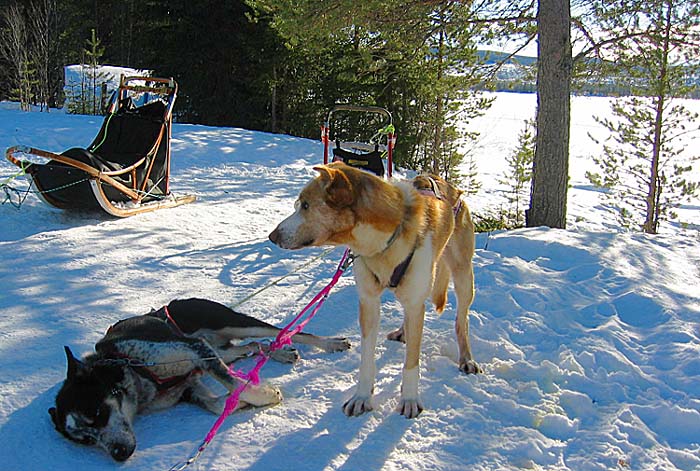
{"left": 58, "top": 147, "right": 124, "bottom": 173}
{"left": 332, "top": 146, "right": 385, "bottom": 177}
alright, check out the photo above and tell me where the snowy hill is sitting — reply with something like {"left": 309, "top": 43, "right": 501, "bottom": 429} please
{"left": 1, "top": 93, "right": 699, "bottom": 471}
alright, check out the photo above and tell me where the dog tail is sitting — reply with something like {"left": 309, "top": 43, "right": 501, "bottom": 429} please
{"left": 432, "top": 259, "right": 450, "bottom": 314}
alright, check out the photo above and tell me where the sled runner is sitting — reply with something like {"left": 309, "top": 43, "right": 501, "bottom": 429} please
{"left": 5, "top": 76, "right": 195, "bottom": 217}
{"left": 321, "top": 104, "right": 395, "bottom": 178}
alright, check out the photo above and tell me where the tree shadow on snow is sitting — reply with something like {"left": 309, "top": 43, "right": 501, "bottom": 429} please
{"left": 245, "top": 364, "right": 412, "bottom": 471}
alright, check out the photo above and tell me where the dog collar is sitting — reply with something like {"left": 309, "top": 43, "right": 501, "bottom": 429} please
{"left": 382, "top": 222, "right": 417, "bottom": 289}
{"left": 383, "top": 223, "right": 402, "bottom": 252}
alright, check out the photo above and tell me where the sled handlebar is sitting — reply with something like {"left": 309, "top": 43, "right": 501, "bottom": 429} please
{"left": 326, "top": 105, "right": 392, "bottom": 125}
{"left": 119, "top": 76, "right": 177, "bottom": 95}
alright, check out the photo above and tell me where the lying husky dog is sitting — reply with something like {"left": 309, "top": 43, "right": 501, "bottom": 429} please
{"left": 269, "top": 162, "right": 480, "bottom": 419}
{"left": 49, "top": 297, "right": 350, "bottom": 461}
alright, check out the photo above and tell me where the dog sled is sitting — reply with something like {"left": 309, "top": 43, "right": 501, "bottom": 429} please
{"left": 321, "top": 104, "right": 395, "bottom": 178}
{"left": 5, "top": 76, "right": 195, "bottom": 217}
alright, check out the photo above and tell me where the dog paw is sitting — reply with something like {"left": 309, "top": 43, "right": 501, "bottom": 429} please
{"left": 386, "top": 328, "right": 405, "bottom": 343}
{"left": 244, "top": 383, "right": 283, "bottom": 407}
{"left": 325, "top": 337, "right": 351, "bottom": 352}
{"left": 270, "top": 347, "right": 300, "bottom": 363}
{"left": 343, "top": 395, "right": 374, "bottom": 417}
{"left": 397, "top": 398, "right": 424, "bottom": 419}
{"left": 459, "top": 359, "right": 482, "bottom": 375}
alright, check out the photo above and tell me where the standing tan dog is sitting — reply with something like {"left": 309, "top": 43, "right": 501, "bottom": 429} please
{"left": 269, "top": 162, "right": 480, "bottom": 418}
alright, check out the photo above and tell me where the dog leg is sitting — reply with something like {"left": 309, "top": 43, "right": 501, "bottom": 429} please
{"left": 217, "top": 340, "right": 300, "bottom": 364}
{"left": 183, "top": 377, "right": 249, "bottom": 415}
{"left": 343, "top": 295, "right": 380, "bottom": 417}
{"left": 397, "top": 302, "right": 425, "bottom": 418}
{"left": 201, "top": 324, "right": 350, "bottom": 355}
{"left": 217, "top": 342, "right": 261, "bottom": 363}
{"left": 390, "top": 252, "right": 450, "bottom": 345}
{"left": 189, "top": 339, "right": 283, "bottom": 407}
{"left": 267, "top": 345, "right": 301, "bottom": 363}
{"left": 289, "top": 332, "right": 351, "bottom": 353}
{"left": 449, "top": 257, "right": 482, "bottom": 375}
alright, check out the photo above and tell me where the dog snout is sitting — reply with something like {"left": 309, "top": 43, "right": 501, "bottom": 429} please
{"left": 110, "top": 443, "right": 135, "bottom": 462}
{"left": 269, "top": 227, "right": 281, "bottom": 246}
{"left": 268, "top": 226, "right": 312, "bottom": 250}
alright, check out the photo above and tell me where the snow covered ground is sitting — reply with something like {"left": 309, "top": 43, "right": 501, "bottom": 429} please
{"left": 1, "top": 93, "right": 699, "bottom": 471}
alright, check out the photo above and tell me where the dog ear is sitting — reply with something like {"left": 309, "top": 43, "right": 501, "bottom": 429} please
{"left": 312, "top": 165, "right": 338, "bottom": 188}
{"left": 313, "top": 165, "right": 353, "bottom": 208}
{"left": 64, "top": 346, "right": 85, "bottom": 379}
{"left": 48, "top": 407, "right": 62, "bottom": 430}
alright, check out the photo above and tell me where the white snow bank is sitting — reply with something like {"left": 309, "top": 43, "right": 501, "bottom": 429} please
{"left": 0, "top": 93, "right": 699, "bottom": 471}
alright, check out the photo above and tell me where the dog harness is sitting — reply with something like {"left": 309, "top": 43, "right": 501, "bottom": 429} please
{"left": 138, "top": 305, "right": 203, "bottom": 394}
{"left": 132, "top": 364, "right": 202, "bottom": 394}
{"left": 101, "top": 306, "right": 202, "bottom": 395}
{"left": 169, "top": 248, "right": 353, "bottom": 471}
{"left": 386, "top": 176, "right": 462, "bottom": 289}
{"left": 389, "top": 250, "right": 415, "bottom": 288}
{"left": 377, "top": 215, "right": 417, "bottom": 289}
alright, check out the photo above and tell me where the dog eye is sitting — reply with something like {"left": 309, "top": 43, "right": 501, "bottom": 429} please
{"left": 72, "top": 414, "right": 95, "bottom": 427}
{"left": 301, "top": 201, "right": 309, "bottom": 210}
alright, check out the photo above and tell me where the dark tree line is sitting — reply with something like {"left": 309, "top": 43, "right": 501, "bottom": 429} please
{"left": 0, "top": 0, "right": 495, "bottom": 181}
{"left": 1, "top": 0, "right": 697, "bottom": 232}
{"left": 0, "top": 0, "right": 296, "bottom": 131}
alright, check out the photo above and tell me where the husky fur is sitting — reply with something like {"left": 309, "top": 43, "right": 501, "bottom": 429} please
{"left": 269, "top": 162, "right": 480, "bottom": 419}
{"left": 48, "top": 297, "right": 350, "bottom": 461}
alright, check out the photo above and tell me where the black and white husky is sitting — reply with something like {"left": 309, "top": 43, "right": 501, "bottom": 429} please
{"left": 48, "top": 298, "right": 350, "bottom": 461}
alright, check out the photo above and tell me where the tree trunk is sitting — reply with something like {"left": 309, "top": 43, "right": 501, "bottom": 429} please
{"left": 271, "top": 64, "right": 277, "bottom": 133}
{"left": 432, "top": 28, "right": 445, "bottom": 175}
{"left": 527, "top": 0, "right": 572, "bottom": 229}
{"left": 643, "top": 3, "right": 673, "bottom": 235}
{"left": 1, "top": 4, "right": 29, "bottom": 110}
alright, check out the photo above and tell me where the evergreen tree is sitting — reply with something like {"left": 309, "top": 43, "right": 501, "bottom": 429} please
{"left": 526, "top": 0, "right": 571, "bottom": 229}
{"left": 461, "top": 153, "right": 481, "bottom": 197}
{"left": 500, "top": 119, "right": 535, "bottom": 227}
{"left": 84, "top": 28, "right": 107, "bottom": 114}
{"left": 12, "top": 58, "right": 38, "bottom": 111}
{"left": 586, "top": 0, "right": 700, "bottom": 233}
{"left": 247, "top": 0, "right": 493, "bottom": 183}
{"left": 66, "top": 29, "right": 109, "bottom": 115}
{"left": 588, "top": 97, "right": 699, "bottom": 232}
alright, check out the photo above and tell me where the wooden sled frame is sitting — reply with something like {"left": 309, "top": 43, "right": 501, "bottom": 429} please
{"left": 5, "top": 76, "right": 195, "bottom": 217}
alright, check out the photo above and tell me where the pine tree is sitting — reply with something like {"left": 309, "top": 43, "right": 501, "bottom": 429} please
{"left": 461, "top": 153, "right": 481, "bottom": 197}
{"left": 247, "top": 0, "right": 493, "bottom": 182}
{"left": 526, "top": 0, "right": 571, "bottom": 229}
{"left": 8, "top": 58, "right": 38, "bottom": 111}
{"left": 84, "top": 28, "right": 107, "bottom": 115}
{"left": 66, "top": 29, "right": 109, "bottom": 115}
{"left": 588, "top": 97, "right": 699, "bottom": 232}
{"left": 586, "top": 0, "right": 700, "bottom": 233}
{"left": 500, "top": 119, "right": 535, "bottom": 227}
